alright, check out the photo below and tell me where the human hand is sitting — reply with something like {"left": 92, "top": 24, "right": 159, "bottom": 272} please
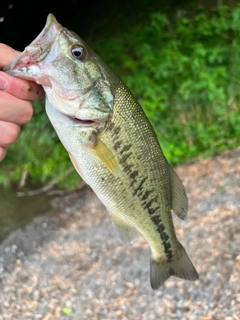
{"left": 0, "top": 43, "right": 45, "bottom": 161}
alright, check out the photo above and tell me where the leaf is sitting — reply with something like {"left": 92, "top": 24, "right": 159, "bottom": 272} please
{"left": 62, "top": 308, "right": 71, "bottom": 315}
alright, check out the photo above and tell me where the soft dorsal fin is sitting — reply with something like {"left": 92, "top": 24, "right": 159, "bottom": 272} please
{"left": 169, "top": 165, "right": 188, "bottom": 220}
{"left": 110, "top": 213, "right": 139, "bottom": 246}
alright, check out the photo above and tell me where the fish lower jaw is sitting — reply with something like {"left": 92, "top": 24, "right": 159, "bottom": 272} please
{"left": 4, "top": 64, "right": 51, "bottom": 86}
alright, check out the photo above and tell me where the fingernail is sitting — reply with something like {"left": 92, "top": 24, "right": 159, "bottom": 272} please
{"left": 0, "top": 75, "right": 9, "bottom": 90}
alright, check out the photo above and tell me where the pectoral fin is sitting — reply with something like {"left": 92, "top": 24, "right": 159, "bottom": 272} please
{"left": 169, "top": 165, "right": 188, "bottom": 220}
{"left": 110, "top": 213, "right": 139, "bottom": 246}
{"left": 90, "top": 138, "right": 119, "bottom": 175}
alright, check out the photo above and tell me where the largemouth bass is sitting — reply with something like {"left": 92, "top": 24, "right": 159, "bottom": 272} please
{"left": 3, "top": 14, "right": 198, "bottom": 289}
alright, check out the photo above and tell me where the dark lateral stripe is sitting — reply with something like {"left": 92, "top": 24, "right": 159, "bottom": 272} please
{"left": 160, "top": 228, "right": 173, "bottom": 261}
{"left": 133, "top": 177, "right": 147, "bottom": 197}
{"left": 141, "top": 190, "right": 153, "bottom": 201}
{"left": 113, "top": 140, "right": 122, "bottom": 151}
{"left": 164, "top": 243, "right": 173, "bottom": 260}
{"left": 148, "top": 212, "right": 173, "bottom": 261}
{"left": 143, "top": 198, "right": 155, "bottom": 210}
{"left": 132, "top": 175, "right": 174, "bottom": 260}
{"left": 164, "top": 241, "right": 171, "bottom": 250}
{"left": 130, "top": 170, "right": 138, "bottom": 180}
{"left": 148, "top": 207, "right": 159, "bottom": 215}
{"left": 150, "top": 215, "right": 161, "bottom": 226}
{"left": 157, "top": 223, "right": 165, "bottom": 233}
{"left": 119, "top": 152, "right": 133, "bottom": 165}
{"left": 120, "top": 144, "right": 132, "bottom": 154}
{"left": 123, "top": 163, "right": 134, "bottom": 174}
{"left": 160, "top": 232, "right": 169, "bottom": 243}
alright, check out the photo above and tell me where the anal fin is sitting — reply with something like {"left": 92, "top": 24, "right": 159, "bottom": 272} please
{"left": 110, "top": 213, "right": 139, "bottom": 246}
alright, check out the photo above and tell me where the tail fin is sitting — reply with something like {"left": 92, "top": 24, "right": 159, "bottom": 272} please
{"left": 150, "top": 243, "right": 198, "bottom": 290}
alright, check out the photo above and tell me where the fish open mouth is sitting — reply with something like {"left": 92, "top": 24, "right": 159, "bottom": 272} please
{"left": 72, "top": 117, "right": 95, "bottom": 125}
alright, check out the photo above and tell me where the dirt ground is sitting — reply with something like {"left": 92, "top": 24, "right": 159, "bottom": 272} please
{"left": 0, "top": 148, "right": 240, "bottom": 320}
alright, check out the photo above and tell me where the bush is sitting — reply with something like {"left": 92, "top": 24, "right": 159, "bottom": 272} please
{"left": 94, "top": 4, "right": 240, "bottom": 163}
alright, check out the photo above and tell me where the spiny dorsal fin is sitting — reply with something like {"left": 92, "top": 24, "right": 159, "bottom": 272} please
{"left": 169, "top": 165, "right": 188, "bottom": 220}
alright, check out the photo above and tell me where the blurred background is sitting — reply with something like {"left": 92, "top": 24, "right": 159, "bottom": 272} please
{"left": 0, "top": 1, "right": 240, "bottom": 319}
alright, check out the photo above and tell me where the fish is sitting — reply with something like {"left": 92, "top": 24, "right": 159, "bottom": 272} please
{"left": 3, "top": 14, "right": 198, "bottom": 289}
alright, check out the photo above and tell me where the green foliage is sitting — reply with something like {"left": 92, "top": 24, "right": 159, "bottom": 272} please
{"left": 1, "top": 4, "right": 240, "bottom": 188}
{"left": 94, "top": 4, "right": 240, "bottom": 165}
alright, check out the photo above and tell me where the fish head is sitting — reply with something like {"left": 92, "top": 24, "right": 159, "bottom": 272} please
{"left": 3, "top": 13, "right": 116, "bottom": 127}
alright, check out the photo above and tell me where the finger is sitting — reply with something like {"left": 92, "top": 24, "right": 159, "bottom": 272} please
{"left": 0, "top": 72, "right": 45, "bottom": 101}
{"left": 0, "top": 147, "right": 7, "bottom": 162}
{"left": 0, "top": 43, "right": 20, "bottom": 68}
{"left": 0, "top": 91, "right": 33, "bottom": 125}
{"left": 0, "top": 120, "right": 21, "bottom": 147}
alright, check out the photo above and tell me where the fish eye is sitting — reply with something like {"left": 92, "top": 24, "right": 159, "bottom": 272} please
{"left": 71, "top": 45, "right": 85, "bottom": 60}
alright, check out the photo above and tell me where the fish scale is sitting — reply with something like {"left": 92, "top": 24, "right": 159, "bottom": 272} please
{"left": 3, "top": 13, "right": 198, "bottom": 289}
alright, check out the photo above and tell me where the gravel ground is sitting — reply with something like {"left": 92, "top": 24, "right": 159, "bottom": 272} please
{"left": 0, "top": 148, "right": 240, "bottom": 319}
